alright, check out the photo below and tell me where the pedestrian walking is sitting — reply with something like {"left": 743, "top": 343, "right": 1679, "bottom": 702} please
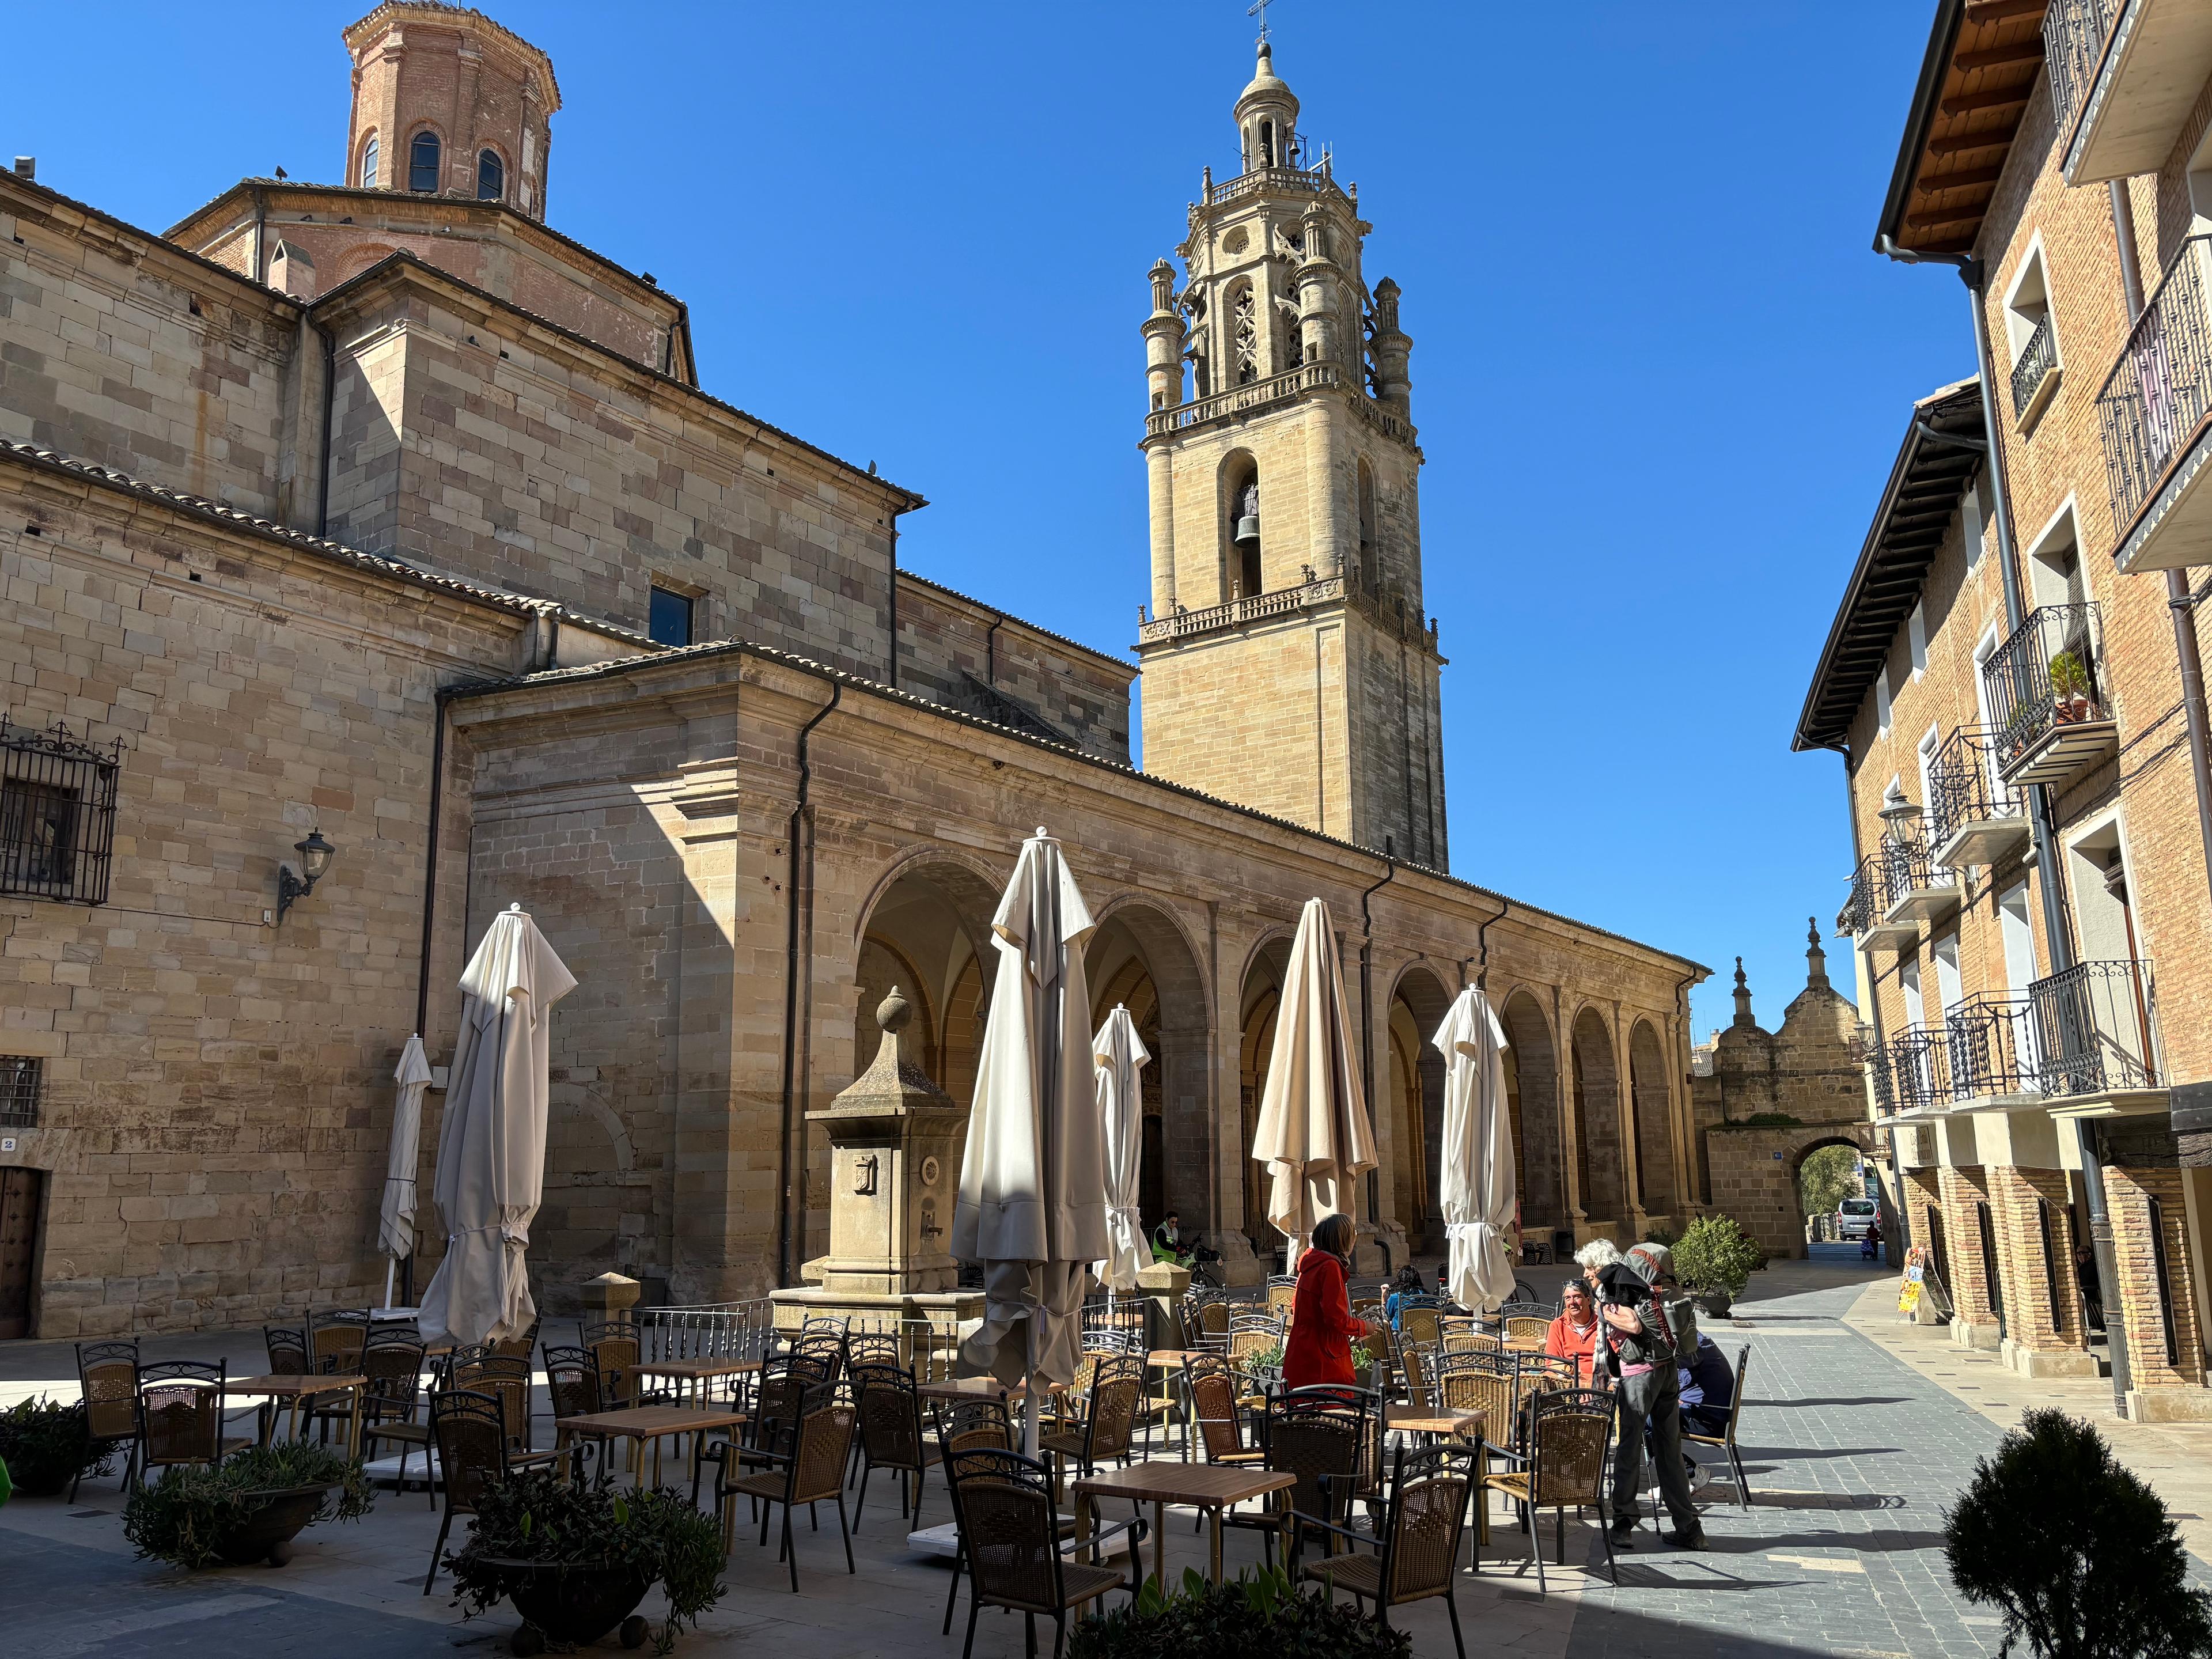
{"left": 1283, "top": 1213, "right": 1376, "bottom": 1389}
{"left": 1578, "top": 1238, "right": 1705, "bottom": 1551}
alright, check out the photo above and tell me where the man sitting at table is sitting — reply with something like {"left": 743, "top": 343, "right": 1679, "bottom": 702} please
{"left": 1543, "top": 1279, "right": 1601, "bottom": 1384}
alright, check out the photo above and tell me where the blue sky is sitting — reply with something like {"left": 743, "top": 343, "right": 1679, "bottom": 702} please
{"left": 9, "top": 3, "right": 1969, "bottom": 1036}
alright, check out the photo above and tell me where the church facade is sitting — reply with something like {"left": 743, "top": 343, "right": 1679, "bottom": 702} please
{"left": 0, "top": 7, "right": 1700, "bottom": 1335}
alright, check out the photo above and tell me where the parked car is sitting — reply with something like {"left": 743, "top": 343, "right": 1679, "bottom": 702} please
{"left": 1838, "top": 1198, "right": 1878, "bottom": 1240}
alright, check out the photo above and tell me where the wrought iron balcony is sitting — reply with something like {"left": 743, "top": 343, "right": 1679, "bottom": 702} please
{"left": 1926, "top": 727, "right": 2030, "bottom": 870}
{"left": 2010, "top": 311, "right": 2061, "bottom": 427}
{"left": 2031, "top": 959, "right": 2161, "bottom": 1100}
{"left": 1870, "top": 966, "right": 2158, "bottom": 1115}
{"left": 2100, "top": 235, "right": 2212, "bottom": 571}
{"left": 2043, "top": 0, "right": 2121, "bottom": 139}
{"left": 1981, "top": 603, "right": 2118, "bottom": 788}
{"left": 1837, "top": 823, "right": 1952, "bottom": 950}
{"left": 1872, "top": 995, "right": 2040, "bottom": 1116}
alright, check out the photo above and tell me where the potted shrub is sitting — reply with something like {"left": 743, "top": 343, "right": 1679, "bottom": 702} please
{"left": 1349, "top": 1340, "right": 1375, "bottom": 1392}
{"left": 0, "top": 1396, "right": 113, "bottom": 1499}
{"left": 1243, "top": 1342, "right": 1285, "bottom": 1390}
{"left": 123, "top": 1442, "right": 372, "bottom": 1568}
{"left": 2049, "top": 651, "right": 2094, "bottom": 724}
{"left": 1946, "top": 1407, "right": 2212, "bottom": 1658}
{"left": 445, "top": 1468, "right": 725, "bottom": 1654}
{"left": 1673, "top": 1215, "right": 1765, "bottom": 1317}
{"left": 1070, "top": 1565, "right": 1408, "bottom": 1659}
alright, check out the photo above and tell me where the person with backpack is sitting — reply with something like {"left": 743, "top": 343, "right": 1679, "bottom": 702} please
{"left": 1580, "top": 1240, "right": 1706, "bottom": 1551}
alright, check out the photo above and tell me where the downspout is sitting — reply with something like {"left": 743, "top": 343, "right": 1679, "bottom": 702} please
{"left": 1880, "top": 234, "right": 2130, "bottom": 1412}
{"left": 407, "top": 685, "right": 454, "bottom": 1310}
{"left": 313, "top": 318, "right": 337, "bottom": 539}
{"left": 888, "top": 509, "right": 902, "bottom": 690}
{"left": 1357, "top": 855, "right": 1396, "bottom": 1265}
{"left": 986, "top": 615, "right": 1003, "bottom": 692}
{"left": 252, "top": 185, "right": 268, "bottom": 286}
{"left": 2110, "top": 181, "right": 2212, "bottom": 908}
{"left": 777, "top": 681, "right": 842, "bottom": 1287}
{"left": 1473, "top": 897, "right": 1509, "bottom": 989}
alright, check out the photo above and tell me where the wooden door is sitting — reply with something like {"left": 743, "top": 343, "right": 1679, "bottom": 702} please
{"left": 0, "top": 1166, "right": 43, "bottom": 1339}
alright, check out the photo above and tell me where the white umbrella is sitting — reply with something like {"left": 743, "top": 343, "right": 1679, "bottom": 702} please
{"left": 1434, "top": 986, "right": 1517, "bottom": 1315}
{"left": 951, "top": 828, "right": 1108, "bottom": 1456}
{"left": 1252, "top": 897, "right": 1378, "bottom": 1270}
{"left": 1092, "top": 1005, "right": 1152, "bottom": 1299}
{"left": 418, "top": 904, "right": 578, "bottom": 1349}
{"left": 379, "top": 1033, "right": 432, "bottom": 1309}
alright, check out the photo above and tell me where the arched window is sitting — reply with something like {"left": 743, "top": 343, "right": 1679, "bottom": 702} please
{"left": 476, "top": 148, "right": 504, "bottom": 202}
{"left": 1224, "top": 456, "right": 1262, "bottom": 601}
{"left": 359, "top": 135, "right": 379, "bottom": 190}
{"left": 408, "top": 130, "right": 441, "bottom": 193}
{"left": 1231, "top": 283, "right": 1258, "bottom": 387}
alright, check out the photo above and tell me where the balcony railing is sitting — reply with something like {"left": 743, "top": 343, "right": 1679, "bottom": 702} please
{"left": 2043, "top": 0, "right": 2122, "bottom": 137}
{"left": 2010, "top": 310, "right": 2060, "bottom": 422}
{"left": 1981, "top": 603, "right": 2115, "bottom": 784}
{"left": 1838, "top": 818, "right": 1951, "bottom": 942}
{"left": 2032, "top": 959, "right": 2161, "bottom": 1098}
{"left": 1870, "top": 962, "right": 2160, "bottom": 1113}
{"left": 1873, "top": 994, "right": 2040, "bottom": 1115}
{"left": 1926, "top": 726, "right": 2029, "bottom": 868}
{"left": 2100, "top": 236, "right": 2212, "bottom": 536}
{"left": 1146, "top": 362, "right": 1344, "bottom": 438}
{"left": 1200, "top": 150, "right": 1341, "bottom": 211}
{"left": 1138, "top": 575, "right": 1348, "bottom": 643}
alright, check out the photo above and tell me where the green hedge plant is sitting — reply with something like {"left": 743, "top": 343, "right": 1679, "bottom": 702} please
{"left": 0, "top": 1396, "right": 112, "bottom": 1498}
{"left": 1070, "top": 1565, "right": 1408, "bottom": 1659}
{"left": 122, "top": 1442, "right": 372, "bottom": 1568}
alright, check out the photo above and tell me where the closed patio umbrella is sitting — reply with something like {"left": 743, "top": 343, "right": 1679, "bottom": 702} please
{"left": 1434, "top": 986, "right": 1516, "bottom": 1315}
{"left": 1092, "top": 1005, "right": 1152, "bottom": 1300}
{"left": 952, "top": 828, "right": 1108, "bottom": 1455}
{"left": 1251, "top": 897, "right": 1377, "bottom": 1270}
{"left": 418, "top": 904, "right": 578, "bottom": 1349}
{"left": 379, "top": 1033, "right": 432, "bottom": 1309}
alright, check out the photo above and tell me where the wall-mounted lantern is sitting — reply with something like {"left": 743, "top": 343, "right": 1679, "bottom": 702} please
{"left": 276, "top": 828, "right": 336, "bottom": 924}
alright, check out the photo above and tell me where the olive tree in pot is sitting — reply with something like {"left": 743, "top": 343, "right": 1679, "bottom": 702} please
{"left": 445, "top": 1468, "right": 725, "bottom": 1655}
{"left": 1672, "top": 1215, "right": 1764, "bottom": 1317}
{"left": 0, "top": 1396, "right": 115, "bottom": 1498}
{"left": 123, "top": 1442, "right": 373, "bottom": 1567}
{"left": 1946, "top": 1407, "right": 2212, "bottom": 1658}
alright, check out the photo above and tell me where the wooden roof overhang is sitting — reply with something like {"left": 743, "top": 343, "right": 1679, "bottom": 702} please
{"left": 1795, "top": 381, "right": 1987, "bottom": 753}
{"left": 1875, "top": 0, "right": 2051, "bottom": 256}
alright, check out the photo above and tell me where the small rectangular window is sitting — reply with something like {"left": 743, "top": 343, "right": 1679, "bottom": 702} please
{"left": 649, "top": 586, "right": 695, "bottom": 647}
{"left": 1908, "top": 602, "right": 1928, "bottom": 680}
{"left": 1875, "top": 668, "right": 1892, "bottom": 737}
{"left": 0, "top": 1056, "right": 39, "bottom": 1128}
{"left": 1, "top": 717, "right": 121, "bottom": 906}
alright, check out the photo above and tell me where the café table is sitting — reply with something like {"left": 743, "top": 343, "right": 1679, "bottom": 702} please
{"left": 224, "top": 1374, "right": 369, "bottom": 1459}
{"left": 1383, "top": 1404, "right": 1488, "bottom": 1544}
{"left": 552, "top": 1403, "right": 750, "bottom": 1490}
{"left": 634, "top": 1355, "right": 760, "bottom": 1407}
{"left": 1145, "top": 1350, "right": 1206, "bottom": 1459}
{"left": 1073, "top": 1459, "right": 1296, "bottom": 1586}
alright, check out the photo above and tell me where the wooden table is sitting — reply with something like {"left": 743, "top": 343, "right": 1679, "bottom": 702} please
{"left": 634, "top": 1356, "right": 760, "bottom": 1407}
{"left": 917, "top": 1376, "right": 1021, "bottom": 1403}
{"left": 554, "top": 1403, "right": 750, "bottom": 1489}
{"left": 1146, "top": 1351, "right": 1206, "bottom": 1459}
{"left": 1073, "top": 1459, "right": 1296, "bottom": 1586}
{"left": 224, "top": 1374, "right": 369, "bottom": 1458}
{"left": 1382, "top": 1406, "right": 1490, "bottom": 1545}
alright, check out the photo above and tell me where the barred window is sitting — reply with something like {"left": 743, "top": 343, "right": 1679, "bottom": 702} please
{"left": 0, "top": 1057, "right": 37, "bottom": 1128}
{"left": 1, "top": 717, "right": 122, "bottom": 905}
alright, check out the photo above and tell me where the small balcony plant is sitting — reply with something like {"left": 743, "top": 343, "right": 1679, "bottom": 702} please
{"left": 2049, "top": 650, "right": 2094, "bottom": 724}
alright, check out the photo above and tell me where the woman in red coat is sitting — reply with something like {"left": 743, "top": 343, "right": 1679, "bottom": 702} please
{"left": 1282, "top": 1213, "right": 1375, "bottom": 1389}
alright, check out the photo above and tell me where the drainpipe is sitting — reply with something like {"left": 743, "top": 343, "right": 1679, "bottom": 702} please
{"left": 1357, "top": 856, "right": 1396, "bottom": 1265}
{"left": 252, "top": 185, "right": 268, "bottom": 286}
{"left": 1880, "top": 235, "right": 2130, "bottom": 1413}
{"left": 888, "top": 509, "right": 902, "bottom": 690}
{"left": 405, "top": 684, "right": 454, "bottom": 1309}
{"left": 2110, "top": 183, "right": 2212, "bottom": 908}
{"left": 312, "top": 319, "right": 337, "bottom": 539}
{"left": 777, "top": 681, "right": 841, "bottom": 1288}
{"left": 1472, "top": 897, "right": 1509, "bottom": 990}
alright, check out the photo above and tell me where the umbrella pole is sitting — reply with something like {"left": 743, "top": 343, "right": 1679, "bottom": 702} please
{"left": 1020, "top": 1379, "right": 1042, "bottom": 1461}
{"left": 383, "top": 1257, "right": 396, "bottom": 1310}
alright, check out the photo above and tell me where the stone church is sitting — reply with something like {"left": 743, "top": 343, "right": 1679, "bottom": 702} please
{"left": 0, "top": 6, "right": 1703, "bottom": 1336}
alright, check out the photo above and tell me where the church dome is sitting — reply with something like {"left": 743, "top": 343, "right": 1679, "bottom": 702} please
{"left": 1235, "top": 43, "right": 1298, "bottom": 120}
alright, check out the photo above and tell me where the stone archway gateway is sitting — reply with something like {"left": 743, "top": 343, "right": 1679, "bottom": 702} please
{"left": 1704, "top": 1120, "right": 1887, "bottom": 1261}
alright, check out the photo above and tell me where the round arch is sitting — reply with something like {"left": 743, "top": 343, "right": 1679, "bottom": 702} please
{"left": 1386, "top": 964, "right": 1453, "bottom": 1254}
{"left": 1628, "top": 1018, "right": 1677, "bottom": 1222}
{"left": 1085, "top": 897, "right": 1213, "bottom": 1241}
{"left": 1497, "top": 988, "right": 1560, "bottom": 1245}
{"left": 1237, "top": 933, "right": 1296, "bottom": 1255}
{"left": 850, "top": 854, "right": 1005, "bottom": 1101}
{"left": 1570, "top": 1006, "right": 1624, "bottom": 1230}
{"left": 1218, "top": 445, "right": 1261, "bottom": 601}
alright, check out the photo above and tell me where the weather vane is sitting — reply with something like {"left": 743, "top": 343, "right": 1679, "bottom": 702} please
{"left": 1249, "top": 0, "right": 1274, "bottom": 47}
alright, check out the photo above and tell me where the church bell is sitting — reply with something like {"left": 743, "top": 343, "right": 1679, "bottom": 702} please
{"left": 1234, "top": 510, "right": 1260, "bottom": 546}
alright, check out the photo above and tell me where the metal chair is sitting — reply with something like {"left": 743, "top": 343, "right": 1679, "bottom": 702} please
{"left": 715, "top": 1381, "right": 859, "bottom": 1593}
{"left": 695, "top": 1349, "right": 832, "bottom": 1506}
{"left": 1681, "top": 1344, "right": 1754, "bottom": 1509}
{"left": 851, "top": 1363, "right": 938, "bottom": 1531}
{"left": 355, "top": 1332, "right": 431, "bottom": 1500}
{"left": 581, "top": 1319, "right": 647, "bottom": 1410}
{"left": 1227, "top": 1313, "right": 1282, "bottom": 1369}
{"left": 931, "top": 1395, "right": 1016, "bottom": 1635}
{"left": 490, "top": 1316, "right": 540, "bottom": 1362}
{"left": 263, "top": 1325, "right": 310, "bottom": 1376}
{"left": 1036, "top": 1351, "right": 1143, "bottom": 1496}
{"left": 540, "top": 1343, "right": 606, "bottom": 1480}
{"left": 1266, "top": 1274, "right": 1299, "bottom": 1323}
{"left": 1398, "top": 1341, "right": 1440, "bottom": 1414}
{"left": 1184, "top": 1288, "right": 1232, "bottom": 1352}
{"left": 1397, "top": 1297, "right": 1444, "bottom": 1349}
{"left": 73, "top": 1340, "right": 140, "bottom": 1500}
{"left": 135, "top": 1361, "right": 243, "bottom": 1487}
{"left": 1305, "top": 1445, "right": 1479, "bottom": 1659}
{"left": 1477, "top": 1386, "right": 1617, "bottom": 1594}
{"left": 1498, "top": 1301, "right": 1557, "bottom": 1348}
{"left": 449, "top": 1354, "right": 556, "bottom": 1466}
{"left": 944, "top": 1447, "right": 1145, "bottom": 1659}
{"left": 1435, "top": 1351, "right": 1520, "bottom": 1460}
{"left": 423, "top": 1391, "right": 521, "bottom": 1594}
{"left": 308, "top": 1309, "right": 370, "bottom": 1374}
{"left": 1241, "top": 1387, "right": 1370, "bottom": 1569}
{"left": 1183, "top": 1353, "right": 1266, "bottom": 1469}
{"left": 845, "top": 1330, "right": 904, "bottom": 1370}
{"left": 789, "top": 1329, "right": 847, "bottom": 1385}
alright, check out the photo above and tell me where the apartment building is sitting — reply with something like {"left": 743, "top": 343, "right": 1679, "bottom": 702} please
{"left": 1797, "top": 0, "right": 2212, "bottom": 1421}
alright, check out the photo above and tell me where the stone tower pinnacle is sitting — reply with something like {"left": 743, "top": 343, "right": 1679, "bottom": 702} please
{"left": 1804, "top": 916, "right": 1830, "bottom": 991}
{"left": 1732, "top": 957, "right": 1757, "bottom": 1028}
{"left": 1131, "top": 43, "right": 1447, "bottom": 865}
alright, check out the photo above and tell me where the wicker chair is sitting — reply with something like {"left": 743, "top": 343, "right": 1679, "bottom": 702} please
{"left": 135, "top": 1361, "right": 245, "bottom": 1486}
{"left": 263, "top": 1325, "right": 310, "bottom": 1376}
{"left": 1434, "top": 1351, "right": 1519, "bottom": 1459}
{"left": 930, "top": 1395, "right": 1017, "bottom": 1635}
{"left": 1681, "top": 1344, "right": 1754, "bottom": 1509}
{"left": 308, "top": 1309, "right": 370, "bottom": 1374}
{"left": 695, "top": 1350, "right": 832, "bottom": 1506}
{"left": 489, "top": 1316, "right": 540, "bottom": 1362}
{"left": 354, "top": 1332, "right": 431, "bottom": 1499}
{"left": 845, "top": 1330, "right": 904, "bottom": 1370}
{"left": 1236, "top": 1388, "right": 1370, "bottom": 1569}
{"left": 1397, "top": 1342, "right": 1439, "bottom": 1414}
{"left": 73, "top": 1340, "right": 141, "bottom": 1500}
{"left": 1036, "top": 1351, "right": 1143, "bottom": 1496}
{"left": 1396, "top": 1297, "right": 1444, "bottom": 1349}
{"left": 1498, "top": 1301, "right": 1556, "bottom": 1348}
{"left": 540, "top": 1344, "right": 605, "bottom": 1479}
{"left": 450, "top": 1354, "right": 555, "bottom": 1465}
{"left": 1304, "top": 1445, "right": 1479, "bottom": 1659}
{"left": 581, "top": 1319, "right": 647, "bottom": 1410}
{"left": 789, "top": 1330, "right": 848, "bottom": 1385}
{"left": 423, "top": 1391, "right": 524, "bottom": 1594}
{"left": 716, "top": 1381, "right": 859, "bottom": 1593}
{"left": 1184, "top": 1288, "right": 1232, "bottom": 1352}
{"left": 944, "top": 1448, "right": 1145, "bottom": 1659}
{"left": 1182, "top": 1353, "right": 1265, "bottom": 1469}
{"left": 851, "top": 1363, "right": 939, "bottom": 1531}
{"left": 1266, "top": 1274, "right": 1299, "bottom": 1323}
{"left": 1227, "top": 1313, "right": 1282, "bottom": 1369}
{"left": 1478, "top": 1387, "right": 1617, "bottom": 1594}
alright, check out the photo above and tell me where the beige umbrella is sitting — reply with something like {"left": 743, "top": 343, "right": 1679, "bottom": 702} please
{"left": 1434, "top": 986, "right": 1517, "bottom": 1314}
{"left": 1252, "top": 897, "right": 1378, "bottom": 1270}
{"left": 1092, "top": 1005, "right": 1152, "bottom": 1298}
{"left": 951, "top": 828, "right": 1107, "bottom": 1455}
{"left": 378, "top": 1033, "right": 432, "bottom": 1309}
{"left": 418, "top": 904, "right": 578, "bottom": 1349}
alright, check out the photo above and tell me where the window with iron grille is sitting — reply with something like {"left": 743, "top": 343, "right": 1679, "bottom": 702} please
{"left": 0, "top": 1056, "right": 38, "bottom": 1128}
{"left": 1, "top": 717, "right": 122, "bottom": 905}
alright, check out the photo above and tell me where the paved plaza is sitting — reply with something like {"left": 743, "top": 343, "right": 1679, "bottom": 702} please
{"left": 1, "top": 1251, "right": 2196, "bottom": 1658}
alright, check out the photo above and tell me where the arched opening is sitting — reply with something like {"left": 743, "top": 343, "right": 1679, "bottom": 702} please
{"left": 1628, "top": 1019, "right": 1676, "bottom": 1221}
{"left": 1389, "top": 968, "right": 1452, "bottom": 1254}
{"left": 1238, "top": 934, "right": 1294, "bottom": 1258}
{"left": 1230, "top": 280, "right": 1259, "bottom": 387}
{"left": 1571, "top": 1008, "right": 1624, "bottom": 1229}
{"left": 359, "top": 133, "right": 379, "bottom": 190}
{"left": 1222, "top": 451, "right": 1262, "bottom": 601}
{"left": 1356, "top": 460, "right": 1378, "bottom": 597}
{"left": 1086, "top": 903, "right": 1210, "bottom": 1243}
{"left": 1260, "top": 119, "right": 1277, "bottom": 168}
{"left": 853, "top": 859, "right": 1000, "bottom": 1101}
{"left": 1795, "top": 1138, "right": 1871, "bottom": 1251}
{"left": 408, "top": 129, "right": 442, "bottom": 193}
{"left": 476, "top": 147, "right": 505, "bottom": 202}
{"left": 1499, "top": 991, "right": 1560, "bottom": 1245}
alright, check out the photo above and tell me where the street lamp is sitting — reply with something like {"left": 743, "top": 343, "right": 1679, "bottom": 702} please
{"left": 1879, "top": 798, "right": 1922, "bottom": 844}
{"left": 276, "top": 829, "right": 335, "bottom": 924}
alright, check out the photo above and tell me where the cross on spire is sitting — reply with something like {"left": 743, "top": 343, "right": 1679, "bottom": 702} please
{"left": 1248, "top": 0, "right": 1274, "bottom": 46}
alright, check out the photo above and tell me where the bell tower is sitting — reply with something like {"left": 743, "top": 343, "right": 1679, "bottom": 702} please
{"left": 1135, "top": 42, "right": 1446, "bottom": 866}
